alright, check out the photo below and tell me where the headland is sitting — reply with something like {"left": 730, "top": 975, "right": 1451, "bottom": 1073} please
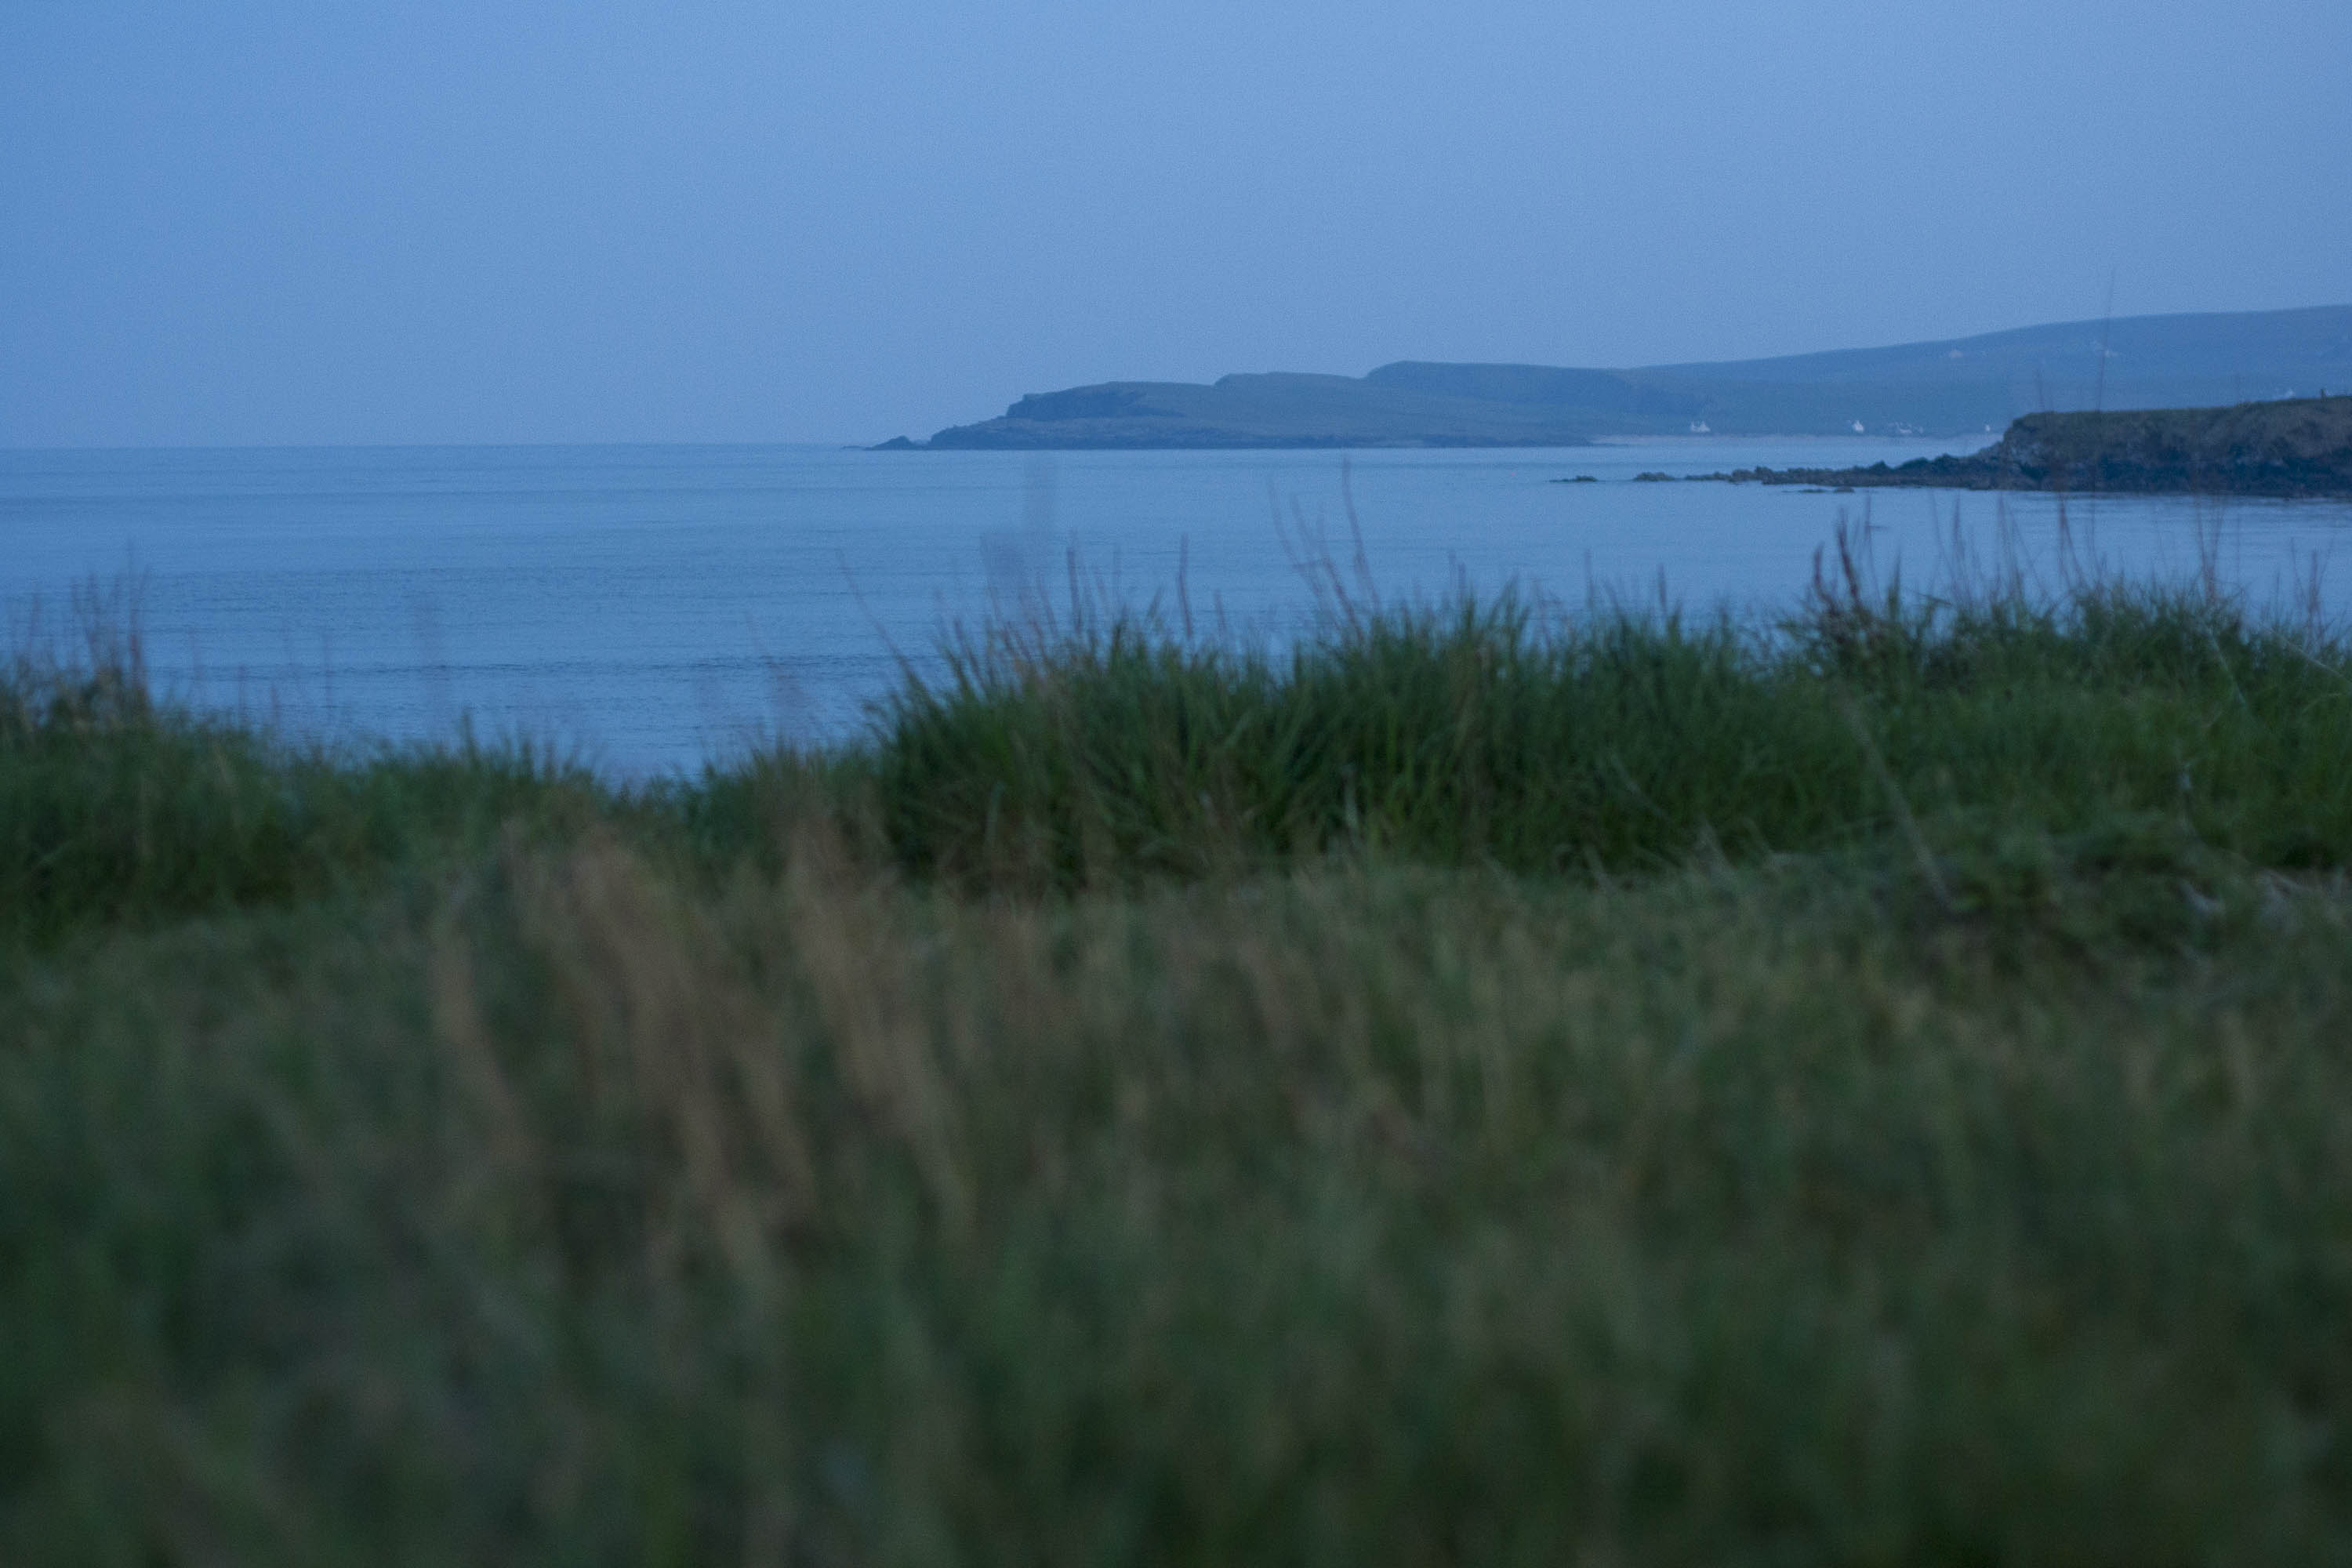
{"left": 1706, "top": 394, "right": 2352, "bottom": 497}
{"left": 874, "top": 304, "right": 2352, "bottom": 450}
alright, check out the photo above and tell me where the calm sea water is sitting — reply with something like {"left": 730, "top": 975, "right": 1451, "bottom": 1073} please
{"left": 5, "top": 438, "right": 2348, "bottom": 775}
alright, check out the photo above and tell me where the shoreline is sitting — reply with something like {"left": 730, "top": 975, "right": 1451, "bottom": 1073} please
{"left": 1690, "top": 395, "right": 2352, "bottom": 499}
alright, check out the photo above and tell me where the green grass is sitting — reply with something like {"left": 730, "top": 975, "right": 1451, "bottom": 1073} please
{"left": 6, "top": 561, "right": 2352, "bottom": 1563}
{"left": 0, "top": 626, "right": 614, "bottom": 946}
{"left": 871, "top": 554, "right": 2352, "bottom": 887}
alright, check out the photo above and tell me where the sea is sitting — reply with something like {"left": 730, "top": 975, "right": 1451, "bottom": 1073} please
{"left": 5, "top": 437, "right": 2348, "bottom": 777}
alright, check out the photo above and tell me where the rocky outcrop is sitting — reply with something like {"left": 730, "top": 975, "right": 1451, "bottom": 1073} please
{"left": 1710, "top": 396, "right": 2352, "bottom": 497}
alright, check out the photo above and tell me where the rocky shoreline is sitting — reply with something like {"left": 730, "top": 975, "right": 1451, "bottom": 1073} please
{"left": 1702, "top": 395, "right": 2352, "bottom": 497}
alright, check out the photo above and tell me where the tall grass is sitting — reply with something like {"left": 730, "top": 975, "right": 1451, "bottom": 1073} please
{"left": 869, "top": 528, "right": 2352, "bottom": 887}
{"left": 8, "top": 546, "right": 2352, "bottom": 1561}
{"left": 0, "top": 608, "right": 621, "bottom": 944}
{"left": 9, "top": 837, "right": 2352, "bottom": 1563}
{"left": 13, "top": 531, "right": 2349, "bottom": 933}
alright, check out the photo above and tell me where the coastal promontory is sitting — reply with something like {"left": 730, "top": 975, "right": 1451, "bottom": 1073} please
{"left": 874, "top": 305, "right": 2352, "bottom": 451}
{"left": 1710, "top": 395, "right": 2352, "bottom": 498}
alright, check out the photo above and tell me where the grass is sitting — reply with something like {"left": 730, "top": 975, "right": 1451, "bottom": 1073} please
{"left": 871, "top": 532, "right": 2352, "bottom": 888}
{"left": 7, "top": 544, "right": 2352, "bottom": 1563}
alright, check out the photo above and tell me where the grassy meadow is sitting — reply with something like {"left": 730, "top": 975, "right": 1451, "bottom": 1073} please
{"left": 8, "top": 539, "right": 2352, "bottom": 1563}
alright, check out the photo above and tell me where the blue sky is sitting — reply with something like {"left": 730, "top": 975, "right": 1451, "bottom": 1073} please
{"left": 3, "top": 1, "right": 2347, "bottom": 446}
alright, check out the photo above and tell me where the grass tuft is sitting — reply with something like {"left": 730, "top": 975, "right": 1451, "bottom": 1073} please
{"left": 866, "top": 534, "right": 2352, "bottom": 891}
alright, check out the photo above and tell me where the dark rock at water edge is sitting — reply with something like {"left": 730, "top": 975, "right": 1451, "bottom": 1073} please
{"left": 1702, "top": 396, "right": 2352, "bottom": 498}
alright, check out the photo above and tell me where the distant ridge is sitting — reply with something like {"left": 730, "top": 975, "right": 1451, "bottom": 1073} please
{"left": 880, "top": 305, "right": 2352, "bottom": 450}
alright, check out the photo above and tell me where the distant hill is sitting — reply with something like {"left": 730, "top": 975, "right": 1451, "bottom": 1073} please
{"left": 881, "top": 305, "right": 2352, "bottom": 449}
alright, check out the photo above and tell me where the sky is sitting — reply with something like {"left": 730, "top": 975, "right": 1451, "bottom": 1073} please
{"left": 3, "top": 1, "right": 2347, "bottom": 448}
